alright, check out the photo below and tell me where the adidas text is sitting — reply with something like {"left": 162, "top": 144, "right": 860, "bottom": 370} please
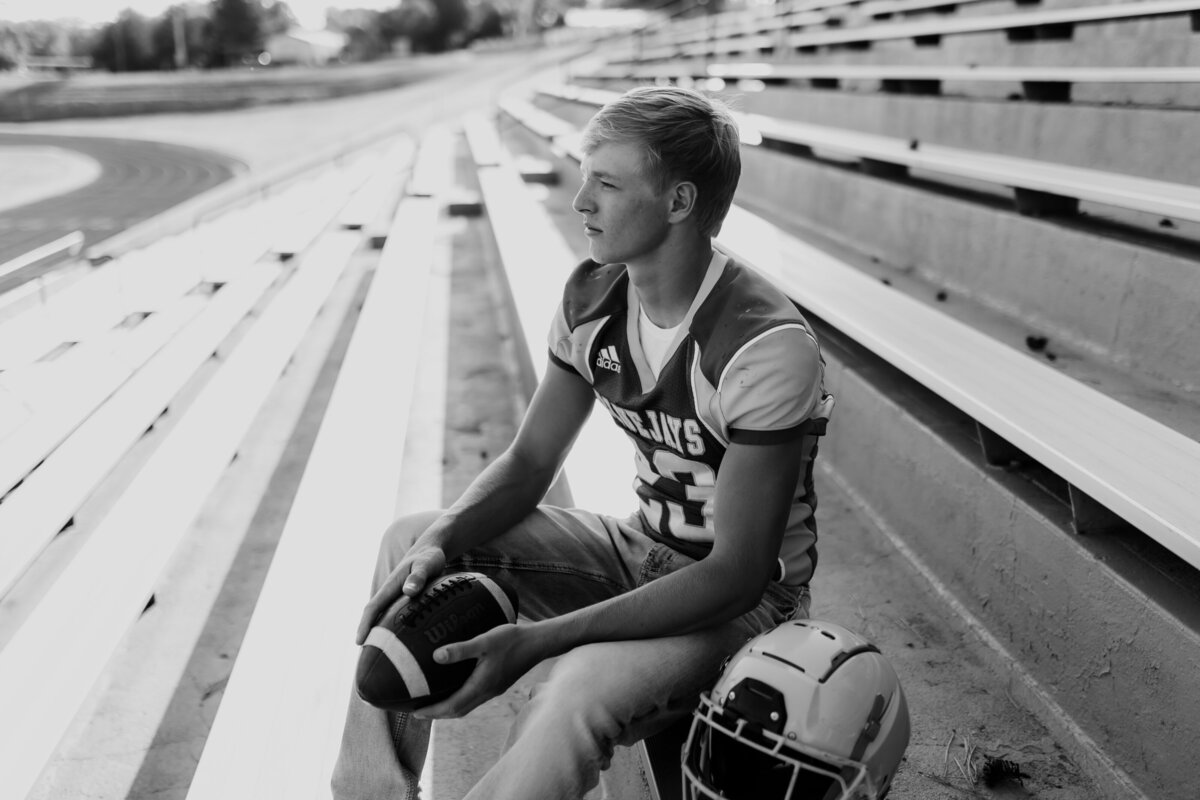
{"left": 596, "top": 346, "right": 622, "bottom": 373}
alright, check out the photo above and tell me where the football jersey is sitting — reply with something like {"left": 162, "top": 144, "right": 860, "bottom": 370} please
{"left": 548, "top": 251, "right": 834, "bottom": 586}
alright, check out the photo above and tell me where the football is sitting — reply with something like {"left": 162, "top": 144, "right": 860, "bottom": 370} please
{"left": 356, "top": 571, "right": 519, "bottom": 712}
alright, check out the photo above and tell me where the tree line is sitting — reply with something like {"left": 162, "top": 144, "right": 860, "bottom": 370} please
{"left": 0, "top": 0, "right": 547, "bottom": 73}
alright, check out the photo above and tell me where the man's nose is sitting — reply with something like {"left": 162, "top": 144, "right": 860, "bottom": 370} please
{"left": 572, "top": 185, "right": 592, "bottom": 215}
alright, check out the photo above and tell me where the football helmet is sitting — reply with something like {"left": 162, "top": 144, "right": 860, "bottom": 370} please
{"left": 682, "top": 619, "right": 910, "bottom": 800}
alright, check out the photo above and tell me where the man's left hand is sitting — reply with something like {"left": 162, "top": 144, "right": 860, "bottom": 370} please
{"left": 412, "top": 622, "right": 545, "bottom": 719}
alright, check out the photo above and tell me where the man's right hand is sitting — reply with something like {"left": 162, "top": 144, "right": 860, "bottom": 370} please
{"left": 355, "top": 541, "right": 446, "bottom": 646}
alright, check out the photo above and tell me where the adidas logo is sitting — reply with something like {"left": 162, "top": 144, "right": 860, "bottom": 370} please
{"left": 596, "top": 345, "right": 622, "bottom": 373}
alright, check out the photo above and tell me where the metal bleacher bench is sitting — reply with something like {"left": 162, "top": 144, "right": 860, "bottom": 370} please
{"left": 0, "top": 153, "right": 386, "bottom": 485}
{"left": 781, "top": 0, "right": 1200, "bottom": 49}
{"left": 184, "top": 132, "right": 448, "bottom": 799}
{"left": 538, "top": 83, "right": 1200, "bottom": 223}
{"left": 498, "top": 85, "right": 1200, "bottom": 594}
{"left": 627, "top": 0, "right": 1200, "bottom": 60}
{"left": 587, "top": 61, "right": 1200, "bottom": 102}
{"left": 638, "top": 0, "right": 985, "bottom": 47}
{"left": 0, "top": 150, "right": 404, "bottom": 599}
{"left": 0, "top": 140, "right": 417, "bottom": 799}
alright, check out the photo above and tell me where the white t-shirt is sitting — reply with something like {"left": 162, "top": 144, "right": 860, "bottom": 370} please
{"left": 638, "top": 306, "right": 681, "bottom": 379}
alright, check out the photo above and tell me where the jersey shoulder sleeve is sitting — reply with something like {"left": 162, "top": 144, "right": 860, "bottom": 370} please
{"left": 548, "top": 260, "right": 628, "bottom": 376}
{"left": 692, "top": 259, "right": 831, "bottom": 443}
{"left": 719, "top": 325, "right": 829, "bottom": 443}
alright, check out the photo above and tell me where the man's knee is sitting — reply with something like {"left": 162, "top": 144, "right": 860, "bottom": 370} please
{"left": 523, "top": 643, "right": 695, "bottom": 753}
{"left": 374, "top": 510, "right": 442, "bottom": 583}
{"left": 532, "top": 642, "right": 672, "bottom": 740}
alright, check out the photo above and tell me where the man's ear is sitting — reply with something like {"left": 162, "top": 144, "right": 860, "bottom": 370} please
{"left": 667, "top": 181, "right": 699, "bottom": 224}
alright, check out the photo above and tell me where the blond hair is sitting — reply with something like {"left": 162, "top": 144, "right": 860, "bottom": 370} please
{"left": 581, "top": 85, "right": 741, "bottom": 238}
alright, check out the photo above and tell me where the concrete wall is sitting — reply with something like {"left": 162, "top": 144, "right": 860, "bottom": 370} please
{"left": 814, "top": 326, "right": 1200, "bottom": 800}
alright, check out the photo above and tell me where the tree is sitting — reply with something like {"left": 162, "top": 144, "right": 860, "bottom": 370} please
{"left": 378, "top": 0, "right": 473, "bottom": 53}
{"left": 152, "top": 6, "right": 214, "bottom": 69}
{"left": 467, "top": 0, "right": 510, "bottom": 42}
{"left": 18, "top": 20, "right": 72, "bottom": 58}
{"left": 68, "top": 26, "right": 101, "bottom": 60}
{"left": 339, "top": 23, "right": 390, "bottom": 62}
{"left": 0, "top": 24, "right": 26, "bottom": 70}
{"left": 209, "top": 0, "right": 264, "bottom": 66}
{"left": 326, "top": 6, "right": 384, "bottom": 60}
{"left": 378, "top": 1, "right": 437, "bottom": 50}
{"left": 261, "top": 1, "right": 297, "bottom": 35}
{"left": 91, "top": 10, "right": 157, "bottom": 71}
{"left": 429, "top": 0, "right": 471, "bottom": 51}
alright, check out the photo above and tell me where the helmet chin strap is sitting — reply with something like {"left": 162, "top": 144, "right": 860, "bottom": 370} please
{"left": 849, "top": 693, "right": 888, "bottom": 761}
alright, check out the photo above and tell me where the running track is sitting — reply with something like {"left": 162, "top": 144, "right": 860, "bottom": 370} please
{"left": 0, "top": 133, "right": 239, "bottom": 291}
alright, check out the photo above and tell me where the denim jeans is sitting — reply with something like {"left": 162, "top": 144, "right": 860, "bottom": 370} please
{"left": 331, "top": 506, "right": 810, "bottom": 800}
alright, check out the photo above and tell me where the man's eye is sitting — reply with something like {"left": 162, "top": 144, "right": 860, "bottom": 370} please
{"left": 601, "top": 181, "right": 616, "bottom": 189}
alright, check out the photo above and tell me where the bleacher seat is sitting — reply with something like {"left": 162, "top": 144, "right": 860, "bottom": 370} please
{"left": 185, "top": 133, "right": 446, "bottom": 800}
{"left": 0, "top": 262, "right": 278, "bottom": 596}
{"left": 587, "top": 61, "right": 1200, "bottom": 105}
{"left": 622, "top": 0, "right": 1200, "bottom": 61}
{"left": 0, "top": 135, "right": 416, "bottom": 797}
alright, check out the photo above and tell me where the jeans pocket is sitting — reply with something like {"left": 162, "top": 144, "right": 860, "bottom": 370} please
{"left": 636, "top": 543, "right": 697, "bottom": 586}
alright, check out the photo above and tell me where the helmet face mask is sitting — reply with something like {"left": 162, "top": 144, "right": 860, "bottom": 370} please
{"left": 682, "top": 620, "right": 910, "bottom": 800}
{"left": 683, "top": 694, "right": 874, "bottom": 800}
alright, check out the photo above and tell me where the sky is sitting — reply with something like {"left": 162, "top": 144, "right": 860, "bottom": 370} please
{"left": 0, "top": 0, "right": 400, "bottom": 29}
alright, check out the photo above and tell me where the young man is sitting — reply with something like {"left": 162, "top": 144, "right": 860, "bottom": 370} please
{"left": 332, "top": 85, "right": 833, "bottom": 800}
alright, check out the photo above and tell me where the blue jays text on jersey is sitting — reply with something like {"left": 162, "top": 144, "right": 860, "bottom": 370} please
{"left": 548, "top": 252, "right": 834, "bottom": 586}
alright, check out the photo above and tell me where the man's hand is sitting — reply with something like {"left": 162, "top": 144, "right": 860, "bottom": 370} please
{"left": 354, "top": 360, "right": 594, "bottom": 647}
{"left": 412, "top": 623, "right": 546, "bottom": 719}
{"left": 355, "top": 542, "right": 447, "bottom": 646}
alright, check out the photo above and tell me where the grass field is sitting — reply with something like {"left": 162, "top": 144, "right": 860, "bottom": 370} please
{"left": 0, "top": 145, "right": 101, "bottom": 214}
{"left": 0, "top": 55, "right": 473, "bottom": 122}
